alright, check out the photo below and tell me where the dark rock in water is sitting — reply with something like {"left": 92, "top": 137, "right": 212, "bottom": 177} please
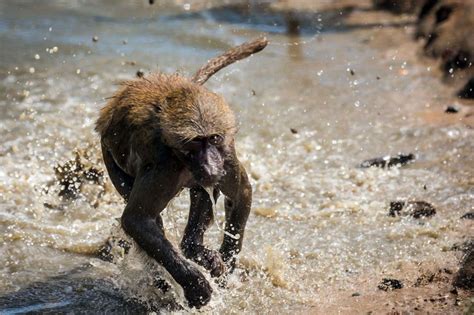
{"left": 409, "top": 201, "right": 436, "bottom": 218}
{"left": 461, "top": 212, "right": 474, "bottom": 220}
{"left": 290, "top": 128, "right": 298, "bottom": 134}
{"left": 0, "top": 276, "right": 148, "bottom": 313}
{"left": 360, "top": 153, "right": 415, "bottom": 168}
{"left": 452, "top": 240, "right": 474, "bottom": 253}
{"left": 373, "top": 0, "right": 424, "bottom": 14}
{"left": 389, "top": 201, "right": 405, "bottom": 216}
{"left": 378, "top": 278, "right": 404, "bottom": 291}
{"left": 445, "top": 105, "right": 459, "bottom": 113}
{"left": 458, "top": 78, "right": 474, "bottom": 99}
{"left": 389, "top": 201, "right": 436, "bottom": 218}
{"left": 0, "top": 266, "right": 181, "bottom": 313}
{"left": 136, "top": 69, "right": 145, "bottom": 78}
{"left": 454, "top": 242, "right": 474, "bottom": 290}
{"left": 153, "top": 276, "right": 171, "bottom": 293}
{"left": 98, "top": 237, "right": 132, "bottom": 262}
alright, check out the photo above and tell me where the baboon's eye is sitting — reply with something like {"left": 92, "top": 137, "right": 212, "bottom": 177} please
{"left": 435, "top": 5, "right": 452, "bottom": 24}
{"left": 209, "top": 134, "right": 223, "bottom": 146}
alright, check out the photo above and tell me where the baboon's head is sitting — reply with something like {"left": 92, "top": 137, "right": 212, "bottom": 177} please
{"left": 160, "top": 81, "right": 236, "bottom": 186}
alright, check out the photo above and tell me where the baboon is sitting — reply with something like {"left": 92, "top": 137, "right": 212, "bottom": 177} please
{"left": 95, "top": 38, "right": 267, "bottom": 308}
{"left": 416, "top": 0, "right": 474, "bottom": 72}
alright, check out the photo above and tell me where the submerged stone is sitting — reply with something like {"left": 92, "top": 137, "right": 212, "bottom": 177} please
{"left": 454, "top": 243, "right": 474, "bottom": 290}
{"left": 360, "top": 153, "right": 415, "bottom": 168}
{"left": 378, "top": 278, "right": 404, "bottom": 291}
{"left": 97, "top": 237, "right": 132, "bottom": 262}
{"left": 445, "top": 105, "right": 459, "bottom": 113}
{"left": 389, "top": 201, "right": 436, "bottom": 218}
{"left": 460, "top": 212, "right": 474, "bottom": 220}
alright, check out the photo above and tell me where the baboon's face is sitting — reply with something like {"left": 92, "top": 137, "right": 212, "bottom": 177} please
{"left": 180, "top": 134, "right": 226, "bottom": 187}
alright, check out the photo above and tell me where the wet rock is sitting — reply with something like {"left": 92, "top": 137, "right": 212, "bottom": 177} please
{"left": 378, "top": 278, "right": 404, "bottom": 291}
{"left": 0, "top": 266, "right": 181, "bottom": 313}
{"left": 290, "top": 128, "right": 298, "bottom": 134}
{"left": 373, "top": 0, "right": 425, "bottom": 14}
{"left": 461, "top": 212, "right": 474, "bottom": 220}
{"left": 458, "top": 77, "right": 474, "bottom": 99}
{"left": 444, "top": 105, "right": 459, "bottom": 113}
{"left": 153, "top": 277, "right": 171, "bottom": 293}
{"left": 98, "top": 237, "right": 131, "bottom": 262}
{"left": 360, "top": 153, "right": 415, "bottom": 168}
{"left": 452, "top": 240, "right": 474, "bottom": 253}
{"left": 415, "top": 268, "right": 452, "bottom": 287}
{"left": 0, "top": 277, "right": 150, "bottom": 313}
{"left": 136, "top": 69, "right": 145, "bottom": 78}
{"left": 453, "top": 242, "right": 474, "bottom": 290}
{"left": 389, "top": 201, "right": 437, "bottom": 218}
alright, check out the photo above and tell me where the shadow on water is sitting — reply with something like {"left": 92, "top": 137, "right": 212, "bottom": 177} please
{"left": 167, "top": 3, "right": 415, "bottom": 36}
{"left": 0, "top": 265, "right": 178, "bottom": 314}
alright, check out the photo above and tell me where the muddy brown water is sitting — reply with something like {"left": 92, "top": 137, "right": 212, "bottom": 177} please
{"left": 0, "top": 0, "right": 473, "bottom": 313}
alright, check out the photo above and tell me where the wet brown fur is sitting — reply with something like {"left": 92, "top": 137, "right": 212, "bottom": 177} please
{"left": 96, "top": 73, "right": 236, "bottom": 171}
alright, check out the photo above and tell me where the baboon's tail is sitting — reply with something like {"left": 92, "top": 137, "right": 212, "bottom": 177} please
{"left": 191, "top": 37, "right": 268, "bottom": 85}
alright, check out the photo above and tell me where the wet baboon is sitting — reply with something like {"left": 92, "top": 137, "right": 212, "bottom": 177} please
{"left": 95, "top": 38, "right": 267, "bottom": 308}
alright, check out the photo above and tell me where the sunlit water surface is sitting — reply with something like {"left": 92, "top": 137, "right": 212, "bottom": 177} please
{"left": 0, "top": 0, "right": 472, "bottom": 313}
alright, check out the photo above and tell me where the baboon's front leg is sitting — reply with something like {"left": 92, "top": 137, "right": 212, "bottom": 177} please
{"left": 121, "top": 167, "right": 212, "bottom": 308}
{"left": 219, "top": 159, "right": 252, "bottom": 270}
{"left": 181, "top": 186, "right": 226, "bottom": 277}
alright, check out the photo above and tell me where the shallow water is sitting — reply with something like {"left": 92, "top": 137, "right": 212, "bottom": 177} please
{"left": 0, "top": 0, "right": 473, "bottom": 313}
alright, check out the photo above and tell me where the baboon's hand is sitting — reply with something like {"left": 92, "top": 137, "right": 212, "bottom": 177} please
{"left": 220, "top": 248, "right": 238, "bottom": 274}
{"left": 199, "top": 248, "right": 226, "bottom": 278}
{"left": 185, "top": 245, "right": 226, "bottom": 278}
{"left": 183, "top": 268, "right": 212, "bottom": 308}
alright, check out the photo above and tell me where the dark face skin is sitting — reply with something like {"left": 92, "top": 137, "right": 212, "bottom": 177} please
{"left": 180, "top": 134, "right": 226, "bottom": 187}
